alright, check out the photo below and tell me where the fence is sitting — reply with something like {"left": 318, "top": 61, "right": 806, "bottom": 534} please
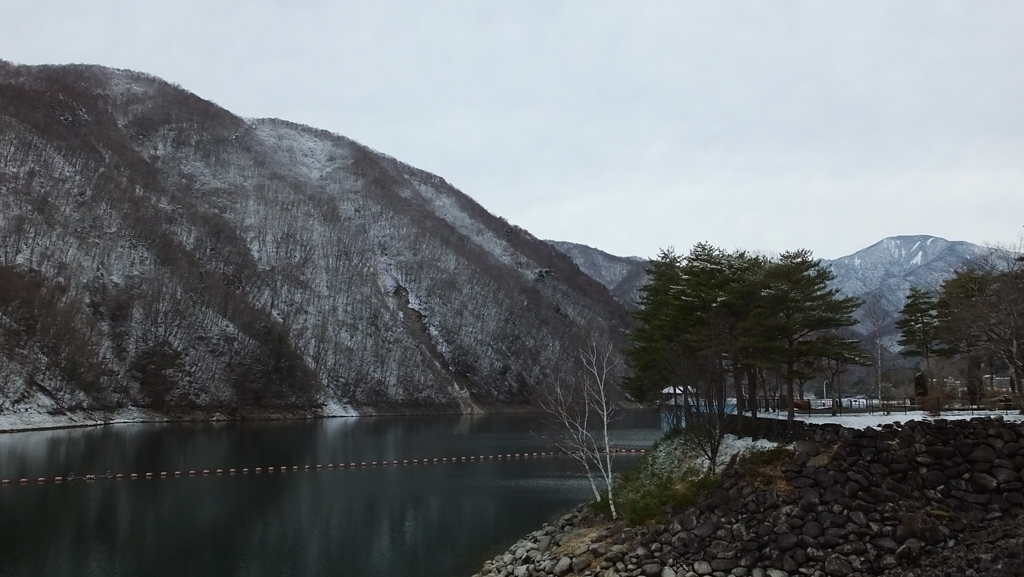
{"left": 752, "top": 396, "right": 1021, "bottom": 417}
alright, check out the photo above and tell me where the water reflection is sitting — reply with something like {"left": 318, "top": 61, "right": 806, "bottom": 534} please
{"left": 0, "top": 411, "right": 659, "bottom": 577}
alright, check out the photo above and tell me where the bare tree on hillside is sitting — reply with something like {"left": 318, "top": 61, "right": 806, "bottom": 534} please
{"left": 673, "top": 365, "right": 730, "bottom": 475}
{"left": 862, "top": 293, "right": 893, "bottom": 404}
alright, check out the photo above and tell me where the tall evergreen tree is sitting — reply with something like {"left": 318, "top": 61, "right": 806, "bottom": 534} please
{"left": 745, "top": 250, "right": 861, "bottom": 425}
{"left": 894, "top": 287, "right": 944, "bottom": 371}
{"left": 624, "top": 249, "right": 685, "bottom": 403}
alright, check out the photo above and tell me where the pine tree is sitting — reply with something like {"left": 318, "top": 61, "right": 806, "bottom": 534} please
{"left": 894, "top": 287, "right": 944, "bottom": 371}
{"left": 745, "top": 250, "right": 861, "bottom": 425}
{"left": 623, "top": 249, "right": 685, "bottom": 403}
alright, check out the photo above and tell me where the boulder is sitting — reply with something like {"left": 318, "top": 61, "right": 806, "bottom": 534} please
{"left": 573, "top": 555, "right": 593, "bottom": 573}
{"left": 693, "top": 522, "right": 719, "bottom": 539}
{"left": 970, "top": 445, "right": 997, "bottom": 463}
{"left": 896, "top": 538, "right": 925, "bottom": 562}
{"left": 990, "top": 467, "right": 1019, "bottom": 485}
{"left": 971, "top": 472, "right": 999, "bottom": 492}
{"left": 552, "top": 556, "right": 573, "bottom": 577}
{"left": 777, "top": 533, "right": 799, "bottom": 552}
{"left": 692, "top": 560, "right": 713, "bottom": 575}
{"left": 824, "top": 555, "right": 853, "bottom": 577}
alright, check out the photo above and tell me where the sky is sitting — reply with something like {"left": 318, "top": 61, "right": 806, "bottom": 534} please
{"left": 2, "top": 0, "right": 1023, "bottom": 260}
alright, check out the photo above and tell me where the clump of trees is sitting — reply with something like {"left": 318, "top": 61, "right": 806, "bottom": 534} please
{"left": 894, "top": 246, "right": 1024, "bottom": 412}
{"left": 625, "top": 243, "right": 863, "bottom": 430}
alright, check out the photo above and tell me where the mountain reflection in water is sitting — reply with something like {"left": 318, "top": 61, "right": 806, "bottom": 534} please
{"left": 0, "top": 411, "right": 660, "bottom": 577}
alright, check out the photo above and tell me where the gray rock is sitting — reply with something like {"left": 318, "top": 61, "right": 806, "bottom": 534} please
{"left": 971, "top": 472, "right": 999, "bottom": 492}
{"left": 766, "top": 570, "right": 788, "bottom": 577}
{"left": 693, "top": 522, "right": 719, "bottom": 539}
{"left": 924, "top": 470, "right": 947, "bottom": 488}
{"left": 738, "top": 551, "right": 759, "bottom": 568}
{"left": 641, "top": 562, "right": 662, "bottom": 577}
{"left": 553, "top": 556, "right": 573, "bottom": 577}
{"left": 537, "top": 536, "right": 553, "bottom": 553}
{"left": 794, "top": 440, "right": 819, "bottom": 455}
{"left": 573, "top": 555, "right": 593, "bottom": 573}
{"left": 833, "top": 541, "right": 867, "bottom": 556}
{"left": 871, "top": 537, "right": 899, "bottom": 553}
{"left": 777, "top": 533, "right": 798, "bottom": 552}
{"left": 661, "top": 568, "right": 677, "bottom": 577}
{"left": 990, "top": 467, "right": 1018, "bottom": 484}
{"left": 896, "top": 538, "right": 925, "bottom": 562}
{"left": 802, "top": 521, "right": 823, "bottom": 538}
{"left": 919, "top": 525, "right": 947, "bottom": 546}
{"left": 821, "top": 486, "right": 845, "bottom": 503}
{"left": 970, "top": 445, "right": 997, "bottom": 463}
{"left": 782, "top": 555, "right": 798, "bottom": 573}
{"left": 789, "top": 476, "right": 815, "bottom": 488}
{"left": 824, "top": 556, "right": 853, "bottom": 577}
{"left": 676, "top": 512, "right": 697, "bottom": 531}
{"left": 693, "top": 560, "right": 713, "bottom": 575}
{"left": 818, "top": 536, "right": 844, "bottom": 549}
{"left": 927, "top": 445, "right": 957, "bottom": 460}
{"left": 868, "top": 487, "right": 901, "bottom": 503}
{"left": 710, "top": 558, "right": 738, "bottom": 572}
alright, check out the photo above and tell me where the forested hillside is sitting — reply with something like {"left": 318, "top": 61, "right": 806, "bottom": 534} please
{"left": 546, "top": 240, "right": 648, "bottom": 308}
{"left": 0, "top": 61, "right": 631, "bottom": 420}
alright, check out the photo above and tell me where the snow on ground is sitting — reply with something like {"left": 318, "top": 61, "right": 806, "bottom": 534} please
{"left": 318, "top": 400, "right": 360, "bottom": 418}
{"left": 0, "top": 407, "right": 170, "bottom": 433}
{"left": 760, "top": 409, "right": 1024, "bottom": 428}
{"left": 643, "top": 433, "right": 782, "bottom": 478}
{"left": 0, "top": 403, "right": 362, "bottom": 433}
{"left": 701, "top": 434, "right": 779, "bottom": 473}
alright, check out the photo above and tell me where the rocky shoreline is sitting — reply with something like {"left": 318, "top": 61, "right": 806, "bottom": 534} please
{"left": 0, "top": 403, "right": 554, "bottom": 434}
{"left": 472, "top": 416, "right": 1024, "bottom": 577}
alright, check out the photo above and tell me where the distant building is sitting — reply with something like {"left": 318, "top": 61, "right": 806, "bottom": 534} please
{"left": 659, "top": 386, "right": 737, "bottom": 431}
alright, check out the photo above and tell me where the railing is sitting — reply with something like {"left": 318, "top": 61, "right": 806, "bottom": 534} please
{"left": 749, "top": 396, "right": 1021, "bottom": 417}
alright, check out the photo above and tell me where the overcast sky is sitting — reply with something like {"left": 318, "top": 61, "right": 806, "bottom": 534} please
{"left": 3, "top": 1, "right": 1022, "bottom": 259}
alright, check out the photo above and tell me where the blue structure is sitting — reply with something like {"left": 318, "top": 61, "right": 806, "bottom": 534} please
{"left": 659, "top": 386, "right": 737, "bottom": 431}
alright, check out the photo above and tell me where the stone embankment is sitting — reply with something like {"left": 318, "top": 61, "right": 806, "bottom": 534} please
{"left": 471, "top": 416, "right": 1024, "bottom": 577}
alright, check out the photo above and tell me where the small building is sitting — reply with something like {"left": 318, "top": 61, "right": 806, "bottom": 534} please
{"left": 660, "top": 386, "right": 737, "bottom": 431}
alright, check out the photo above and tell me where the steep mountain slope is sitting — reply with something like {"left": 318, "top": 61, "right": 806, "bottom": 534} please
{"left": 0, "top": 61, "right": 631, "bottom": 419}
{"left": 546, "top": 240, "right": 648, "bottom": 308}
{"left": 823, "top": 235, "right": 988, "bottom": 332}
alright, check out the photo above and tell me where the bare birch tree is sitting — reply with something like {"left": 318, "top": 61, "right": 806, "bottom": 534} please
{"left": 541, "top": 339, "right": 622, "bottom": 519}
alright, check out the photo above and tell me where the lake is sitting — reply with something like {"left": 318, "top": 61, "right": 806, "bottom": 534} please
{"left": 0, "top": 411, "right": 660, "bottom": 577}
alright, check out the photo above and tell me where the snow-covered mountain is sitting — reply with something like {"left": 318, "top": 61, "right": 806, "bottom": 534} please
{"left": 823, "top": 235, "right": 988, "bottom": 331}
{"left": 546, "top": 240, "right": 648, "bottom": 308}
{"left": 0, "top": 62, "right": 631, "bottom": 418}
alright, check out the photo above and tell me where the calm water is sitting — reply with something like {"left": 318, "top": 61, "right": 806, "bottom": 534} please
{"left": 0, "top": 411, "right": 660, "bottom": 577}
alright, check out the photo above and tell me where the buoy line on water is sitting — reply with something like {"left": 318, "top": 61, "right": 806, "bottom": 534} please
{"left": 0, "top": 448, "right": 647, "bottom": 488}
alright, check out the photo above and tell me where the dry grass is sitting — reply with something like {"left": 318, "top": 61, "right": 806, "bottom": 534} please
{"left": 551, "top": 525, "right": 604, "bottom": 557}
